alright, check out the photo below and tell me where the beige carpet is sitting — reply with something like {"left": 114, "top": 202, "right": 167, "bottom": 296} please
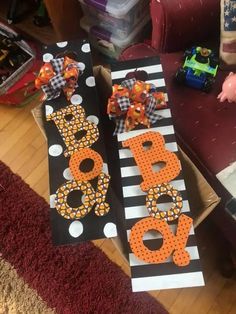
{"left": 0, "top": 257, "right": 54, "bottom": 314}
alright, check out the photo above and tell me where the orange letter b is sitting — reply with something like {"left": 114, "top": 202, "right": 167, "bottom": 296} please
{"left": 122, "top": 131, "right": 181, "bottom": 192}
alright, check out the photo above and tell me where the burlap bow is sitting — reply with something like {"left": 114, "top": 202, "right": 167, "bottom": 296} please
{"left": 35, "top": 56, "right": 82, "bottom": 100}
{"left": 107, "top": 78, "right": 166, "bottom": 134}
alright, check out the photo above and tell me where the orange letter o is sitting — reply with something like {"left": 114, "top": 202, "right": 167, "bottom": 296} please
{"left": 69, "top": 148, "right": 103, "bottom": 181}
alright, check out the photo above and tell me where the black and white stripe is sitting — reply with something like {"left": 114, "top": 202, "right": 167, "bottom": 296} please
{"left": 112, "top": 57, "right": 204, "bottom": 292}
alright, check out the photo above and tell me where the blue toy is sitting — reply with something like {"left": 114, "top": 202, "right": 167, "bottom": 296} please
{"left": 175, "top": 46, "right": 218, "bottom": 92}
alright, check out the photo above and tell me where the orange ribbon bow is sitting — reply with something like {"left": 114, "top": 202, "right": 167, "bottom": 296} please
{"left": 35, "top": 56, "right": 82, "bottom": 100}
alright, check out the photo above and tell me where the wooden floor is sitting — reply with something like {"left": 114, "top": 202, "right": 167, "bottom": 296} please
{"left": 0, "top": 96, "right": 236, "bottom": 314}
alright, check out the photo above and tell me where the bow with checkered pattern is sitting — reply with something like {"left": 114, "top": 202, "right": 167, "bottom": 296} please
{"left": 35, "top": 56, "right": 82, "bottom": 100}
{"left": 107, "top": 78, "right": 167, "bottom": 134}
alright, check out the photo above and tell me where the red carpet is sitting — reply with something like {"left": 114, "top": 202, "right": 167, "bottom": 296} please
{"left": 0, "top": 161, "right": 168, "bottom": 314}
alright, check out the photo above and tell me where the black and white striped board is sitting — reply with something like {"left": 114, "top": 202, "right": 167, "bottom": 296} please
{"left": 111, "top": 57, "right": 205, "bottom": 292}
{"left": 42, "top": 40, "right": 117, "bottom": 245}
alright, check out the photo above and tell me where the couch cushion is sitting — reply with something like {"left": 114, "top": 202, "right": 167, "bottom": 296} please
{"left": 150, "top": 0, "right": 220, "bottom": 52}
{"left": 161, "top": 52, "right": 236, "bottom": 177}
{"left": 119, "top": 43, "right": 158, "bottom": 61}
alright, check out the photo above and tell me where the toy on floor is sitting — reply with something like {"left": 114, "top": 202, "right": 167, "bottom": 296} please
{"left": 175, "top": 46, "right": 218, "bottom": 92}
{"left": 218, "top": 72, "right": 236, "bottom": 103}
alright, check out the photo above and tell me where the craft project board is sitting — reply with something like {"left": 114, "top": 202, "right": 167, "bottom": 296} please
{"left": 111, "top": 57, "right": 205, "bottom": 292}
{"left": 42, "top": 40, "right": 118, "bottom": 245}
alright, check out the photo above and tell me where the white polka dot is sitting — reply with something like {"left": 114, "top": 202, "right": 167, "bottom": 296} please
{"left": 56, "top": 41, "right": 68, "bottom": 47}
{"left": 102, "top": 163, "right": 109, "bottom": 174}
{"left": 86, "top": 76, "right": 95, "bottom": 87}
{"left": 45, "top": 105, "right": 53, "bottom": 115}
{"left": 81, "top": 43, "right": 91, "bottom": 53}
{"left": 87, "top": 115, "right": 99, "bottom": 125}
{"left": 50, "top": 194, "right": 56, "bottom": 208}
{"left": 69, "top": 221, "right": 83, "bottom": 238}
{"left": 63, "top": 168, "right": 74, "bottom": 180}
{"left": 103, "top": 223, "right": 117, "bottom": 238}
{"left": 78, "top": 62, "right": 85, "bottom": 71}
{"left": 43, "top": 53, "right": 53, "bottom": 62}
{"left": 81, "top": 194, "right": 86, "bottom": 203}
{"left": 71, "top": 94, "right": 83, "bottom": 105}
{"left": 48, "top": 144, "right": 63, "bottom": 157}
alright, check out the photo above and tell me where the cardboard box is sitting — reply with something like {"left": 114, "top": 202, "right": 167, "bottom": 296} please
{"left": 32, "top": 65, "right": 221, "bottom": 256}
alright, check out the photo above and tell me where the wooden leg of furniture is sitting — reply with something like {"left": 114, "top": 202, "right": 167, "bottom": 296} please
{"left": 219, "top": 242, "right": 236, "bottom": 278}
{"left": 44, "top": 0, "right": 85, "bottom": 41}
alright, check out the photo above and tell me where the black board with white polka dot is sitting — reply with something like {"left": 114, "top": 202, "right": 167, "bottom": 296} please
{"left": 42, "top": 39, "right": 117, "bottom": 245}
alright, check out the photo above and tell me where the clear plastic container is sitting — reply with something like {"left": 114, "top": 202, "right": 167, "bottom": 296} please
{"left": 78, "top": 0, "right": 149, "bottom": 39}
{"left": 80, "top": 16, "right": 150, "bottom": 59}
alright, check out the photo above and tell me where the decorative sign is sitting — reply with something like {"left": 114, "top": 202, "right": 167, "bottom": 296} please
{"left": 42, "top": 40, "right": 117, "bottom": 245}
{"left": 110, "top": 57, "right": 204, "bottom": 292}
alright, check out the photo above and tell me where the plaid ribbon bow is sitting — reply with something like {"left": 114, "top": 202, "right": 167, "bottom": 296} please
{"left": 108, "top": 78, "right": 166, "bottom": 134}
{"left": 35, "top": 56, "right": 82, "bottom": 100}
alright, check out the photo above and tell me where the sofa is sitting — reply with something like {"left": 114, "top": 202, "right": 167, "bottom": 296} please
{"left": 120, "top": 0, "right": 236, "bottom": 274}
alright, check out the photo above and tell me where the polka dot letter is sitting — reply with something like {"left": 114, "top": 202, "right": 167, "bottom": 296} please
{"left": 69, "top": 148, "right": 103, "bottom": 181}
{"left": 146, "top": 183, "right": 183, "bottom": 222}
{"left": 129, "top": 214, "right": 192, "bottom": 266}
{"left": 122, "top": 131, "right": 181, "bottom": 192}
{"left": 47, "top": 104, "right": 99, "bottom": 157}
{"left": 55, "top": 180, "right": 95, "bottom": 220}
{"left": 94, "top": 172, "right": 110, "bottom": 217}
{"left": 55, "top": 172, "right": 111, "bottom": 220}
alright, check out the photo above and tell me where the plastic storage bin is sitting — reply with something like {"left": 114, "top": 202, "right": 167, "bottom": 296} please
{"left": 80, "top": 16, "right": 150, "bottom": 59}
{"left": 78, "top": 0, "right": 149, "bottom": 39}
